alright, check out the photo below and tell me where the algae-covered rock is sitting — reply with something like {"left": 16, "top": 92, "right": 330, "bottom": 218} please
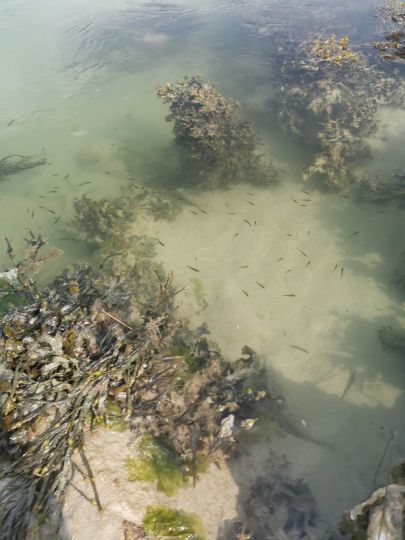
{"left": 142, "top": 505, "right": 205, "bottom": 539}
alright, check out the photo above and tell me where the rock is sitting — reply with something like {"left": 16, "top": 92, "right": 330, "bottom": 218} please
{"left": 340, "top": 484, "right": 405, "bottom": 539}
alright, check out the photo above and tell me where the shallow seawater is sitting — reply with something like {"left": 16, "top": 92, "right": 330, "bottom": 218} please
{"left": 1, "top": 0, "right": 405, "bottom": 537}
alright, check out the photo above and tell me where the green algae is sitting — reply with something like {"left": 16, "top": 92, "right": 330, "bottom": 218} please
{"left": 125, "top": 434, "right": 186, "bottom": 496}
{"left": 94, "top": 399, "right": 128, "bottom": 432}
{"left": 189, "top": 277, "right": 208, "bottom": 311}
{"left": 142, "top": 505, "right": 206, "bottom": 539}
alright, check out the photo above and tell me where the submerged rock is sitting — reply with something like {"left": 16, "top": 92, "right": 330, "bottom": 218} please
{"left": 340, "top": 484, "right": 405, "bottom": 539}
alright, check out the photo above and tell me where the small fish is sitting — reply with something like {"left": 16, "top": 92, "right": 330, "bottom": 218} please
{"left": 199, "top": 209, "right": 207, "bottom": 214}
{"left": 186, "top": 265, "right": 199, "bottom": 272}
{"left": 299, "top": 249, "right": 307, "bottom": 257}
{"left": 299, "top": 204, "right": 307, "bottom": 207}
{"left": 341, "top": 267, "right": 344, "bottom": 278}
{"left": 54, "top": 215, "right": 61, "bottom": 224}
{"left": 286, "top": 233, "right": 293, "bottom": 237}
{"left": 289, "top": 345, "right": 309, "bottom": 354}
{"left": 189, "top": 210, "right": 199, "bottom": 215}
{"left": 36, "top": 195, "right": 45, "bottom": 199}
{"left": 52, "top": 174, "right": 58, "bottom": 176}
{"left": 245, "top": 192, "right": 254, "bottom": 196}
{"left": 333, "top": 264, "right": 339, "bottom": 272}
{"left": 62, "top": 174, "right": 70, "bottom": 180}
{"left": 341, "top": 370, "right": 357, "bottom": 399}
{"left": 48, "top": 189, "right": 58, "bottom": 193}
{"left": 31, "top": 210, "right": 35, "bottom": 218}
{"left": 233, "top": 233, "right": 239, "bottom": 238}
{"left": 285, "top": 269, "right": 292, "bottom": 273}
{"left": 253, "top": 220, "right": 257, "bottom": 226}
{"left": 77, "top": 181, "right": 92, "bottom": 187}
{"left": 302, "top": 198, "right": 312, "bottom": 202}
{"left": 37, "top": 205, "right": 56, "bottom": 214}
{"left": 291, "top": 197, "right": 298, "bottom": 204}
{"left": 239, "top": 265, "right": 249, "bottom": 268}
{"left": 156, "top": 239, "right": 165, "bottom": 247}
{"left": 243, "top": 219, "right": 252, "bottom": 227}
{"left": 247, "top": 201, "right": 255, "bottom": 206}
{"left": 283, "top": 294, "right": 296, "bottom": 297}
{"left": 305, "top": 260, "right": 311, "bottom": 267}
{"left": 302, "top": 189, "right": 311, "bottom": 195}
{"left": 104, "top": 170, "right": 111, "bottom": 175}
{"left": 241, "top": 289, "right": 249, "bottom": 297}
{"left": 226, "top": 212, "right": 236, "bottom": 215}
{"left": 276, "top": 257, "right": 284, "bottom": 263}
{"left": 349, "top": 231, "right": 359, "bottom": 237}
{"left": 256, "top": 281, "right": 265, "bottom": 289}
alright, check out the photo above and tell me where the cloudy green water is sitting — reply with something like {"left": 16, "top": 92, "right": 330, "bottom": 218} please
{"left": 1, "top": 0, "right": 405, "bottom": 535}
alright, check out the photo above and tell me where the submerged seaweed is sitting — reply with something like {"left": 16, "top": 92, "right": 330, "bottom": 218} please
{"left": 156, "top": 76, "right": 275, "bottom": 189}
{"left": 273, "top": 34, "right": 404, "bottom": 190}
{"left": 374, "top": 0, "right": 405, "bottom": 62}
{"left": 219, "top": 455, "right": 321, "bottom": 540}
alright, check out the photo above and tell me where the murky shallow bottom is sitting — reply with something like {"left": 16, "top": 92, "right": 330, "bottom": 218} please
{"left": 1, "top": 0, "right": 405, "bottom": 537}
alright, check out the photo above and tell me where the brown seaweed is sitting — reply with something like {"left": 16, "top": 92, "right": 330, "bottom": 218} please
{"left": 273, "top": 34, "right": 404, "bottom": 190}
{"left": 156, "top": 76, "right": 276, "bottom": 189}
{"left": 374, "top": 0, "right": 405, "bottom": 63}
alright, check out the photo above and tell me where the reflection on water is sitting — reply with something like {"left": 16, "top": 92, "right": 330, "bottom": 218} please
{"left": 0, "top": 0, "right": 404, "bottom": 537}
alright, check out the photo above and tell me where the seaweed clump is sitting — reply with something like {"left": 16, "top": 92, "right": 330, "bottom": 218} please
{"left": 374, "top": 0, "right": 405, "bottom": 63}
{"left": 274, "top": 34, "right": 404, "bottom": 190}
{"left": 65, "top": 184, "right": 181, "bottom": 249}
{"left": 156, "top": 76, "right": 275, "bottom": 189}
{"left": 0, "top": 236, "right": 266, "bottom": 539}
